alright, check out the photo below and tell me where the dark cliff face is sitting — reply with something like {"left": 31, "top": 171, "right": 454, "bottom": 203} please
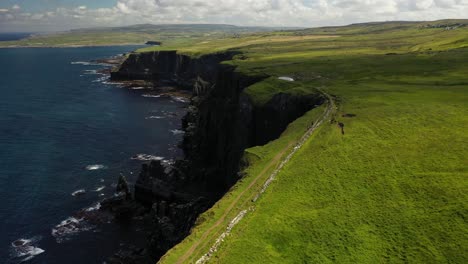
{"left": 181, "top": 70, "right": 263, "bottom": 196}
{"left": 253, "top": 93, "right": 325, "bottom": 145}
{"left": 111, "top": 51, "right": 237, "bottom": 88}
{"left": 110, "top": 51, "right": 324, "bottom": 261}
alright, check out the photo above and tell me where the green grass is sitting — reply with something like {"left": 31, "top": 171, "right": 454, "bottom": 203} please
{"left": 159, "top": 105, "right": 327, "bottom": 264}
{"left": 216, "top": 81, "right": 467, "bottom": 263}
{"left": 244, "top": 77, "right": 318, "bottom": 106}
{"left": 0, "top": 24, "right": 284, "bottom": 48}
{"left": 158, "top": 20, "right": 468, "bottom": 263}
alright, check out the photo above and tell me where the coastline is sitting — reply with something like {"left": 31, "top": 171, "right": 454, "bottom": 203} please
{"left": 1, "top": 46, "right": 189, "bottom": 263}
{"left": 105, "top": 50, "right": 325, "bottom": 263}
{"left": 96, "top": 55, "right": 192, "bottom": 101}
{"left": 0, "top": 43, "right": 146, "bottom": 49}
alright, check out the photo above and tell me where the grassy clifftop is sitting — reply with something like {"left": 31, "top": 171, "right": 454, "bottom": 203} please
{"left": 156, "top": 20, "right": 468, "bottom": 263}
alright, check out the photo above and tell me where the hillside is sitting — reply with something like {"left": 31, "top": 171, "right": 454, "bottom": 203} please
{"left": 138, "top": 20, "right": 468, "bottom": 263}
{"left": 0, "top": 24, "right": 297, "bottom": 48}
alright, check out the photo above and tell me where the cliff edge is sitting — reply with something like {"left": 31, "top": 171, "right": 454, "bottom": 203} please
{"left": 108, "top": 50, "right": 325, "bottom": 261}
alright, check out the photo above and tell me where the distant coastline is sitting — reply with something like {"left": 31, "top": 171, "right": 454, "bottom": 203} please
{"left": 0, "top": 43, "right": 145, "bottom": 49}
{"left": 0, "top": 32, "right": 32, "bottom": 42}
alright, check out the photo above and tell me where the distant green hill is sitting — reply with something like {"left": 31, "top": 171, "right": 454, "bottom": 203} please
{"left": 3, "top": 20, "right": 467, "bottom": 48}
{"left": 0, "top": 24, "right": 300, "bottom": 48}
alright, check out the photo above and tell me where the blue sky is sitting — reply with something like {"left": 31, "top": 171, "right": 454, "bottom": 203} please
{"left": 0, "top": 0, "right": 467, "bottom": 32}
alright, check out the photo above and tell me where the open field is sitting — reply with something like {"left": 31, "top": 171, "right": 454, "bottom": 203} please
{"left": 0, "top": 24, "right": 292, "bottom": 48}
{"left": 156, "top": 20, "right": 468, "bottom": 263}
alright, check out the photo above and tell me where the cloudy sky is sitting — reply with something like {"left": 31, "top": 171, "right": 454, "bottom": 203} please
{"left": 0, "top": 0, "right": 467, "bottom": 32}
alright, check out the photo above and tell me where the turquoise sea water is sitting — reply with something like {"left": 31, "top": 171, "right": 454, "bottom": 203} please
{"left": 0, "top": 46, "right": 187, "bottom": 263}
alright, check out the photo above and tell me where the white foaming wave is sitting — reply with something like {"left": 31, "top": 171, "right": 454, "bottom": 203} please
{"left": 131, "top": 87, "right": 147, "bottom": 90}
{"left": 51, "top": 217, "right": 90, "bottom": 243}
{"left": 85, "top": 203, "right": 101, "bottom": 212}
{"left": 71, "top": 61, "right": 111, "bottom": 67}
{"left": 94, "top": 186, "right": 105, "bottom": 192}
{"left": 85, "top": 164, "right": 106, "bottom": 171}
{"left": 92, "top": 76, "right": 109, "bottom": 83}
{"left": 51, "top": 201, "right": 113, "bottom": 243}
{"left": 171, "top": 129, "right": 185, "bottom": 135}
{"left": 162, "top": 159, "right": 175, "bottom": 165}
{"left": 71, "top": 61, "right": 93, "bottom": 66}
{"left": 83, "top": 69, "right": 99, "bottom": 75}
{"left": 145, "top": 116, "right": 165, "bottom": 120}
{"left": 142, "top": 94, "right": 161, "bottom": 98}
{"left": 131, "top": 154, "right": 164, "bottom": 161}
{"left": 71, "top": 189, "right": 86, "bottom": 196}
{"left": 171, "top": 96, "right": 189, "bottom": 103}
{"left": 100, "top": 80, "right": 124, "bottom": 87}
{"left": 11, "top": 236, "right": 44, "bottom": 262}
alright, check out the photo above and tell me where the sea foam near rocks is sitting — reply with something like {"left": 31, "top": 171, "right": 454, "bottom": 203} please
{"left": 171, "top": 96, "right": 189, "bottom": 103}
{"left": 171, "top": 129, "right": 185, "bottom": 135}
{"left": 71, "top": 189, "right": 86, "bottom": 196}
{"left": 142, "top": 94, "right": 161, "bottom": 98}
{"left": 94, "top": 186, "right": 105, "bottom": 192}
{"left": 71, "top": 61, "right": 111, "bottom": 67}
{"left": 85, "top": 203, "right": 101, "bottom": 212}
{"left": 51, "top": 202, "right": 112, "bottom": 243}
{"left": 83, "top": 69, "right": 99, "bottom": 75}
{"left": 51, "top": 217, "right": 88, "bottom": 243}
{"left": 92, "top": 76, "right": 109, "bottom": 83}
{"left": 10, "top": 236, "right": 44, "bottom": 262}
{"left": 145, "top": 115, "right": 165, "bottom": 120}
{"left": 131, "top": 154, "right": 164, "bottom": 161}
{"left": 71, "top": 61, "right": 94, "bottom": 66}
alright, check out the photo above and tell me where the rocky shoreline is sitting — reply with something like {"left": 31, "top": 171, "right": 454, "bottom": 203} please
{"left": 100, "top": 50, "right": 325, "bottom": 263}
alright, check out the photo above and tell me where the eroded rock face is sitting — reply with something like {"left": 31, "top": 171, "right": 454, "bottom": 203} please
{"left": 117, "top": 174, "right": 130, "bottom": 199}
{"left": 110, "top": 51, "right": 325, "bottom": 261}
{"left": 253, "top": 92, "right": 326, "bottom": 145}
{"left": 147, "top": 197, "right": 207, "bottom": 258}
{"left": 181, "top": 70, "right": 262, "bottom": 195}
{"left": 110, "top": 51, "right": 238, "bottom": 88}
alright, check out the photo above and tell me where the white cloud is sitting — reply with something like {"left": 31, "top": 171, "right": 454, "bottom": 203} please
{"left": 1, "top": 0, "right": 467, "bottom": 31}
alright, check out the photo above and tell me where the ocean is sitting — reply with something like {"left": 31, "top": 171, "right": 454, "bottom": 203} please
{"left": 0, "top": 33, "right": 32, "bottom": 41}
{"left": 0, "top": 46, "right": 187, "bottom": 263}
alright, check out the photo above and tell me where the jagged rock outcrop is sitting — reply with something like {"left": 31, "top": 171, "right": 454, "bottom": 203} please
{"left": 117, "top": 174, "right": 131, "bottom": 199}
{"left": 110, "top": 50, "right": 325, "bottom": 261}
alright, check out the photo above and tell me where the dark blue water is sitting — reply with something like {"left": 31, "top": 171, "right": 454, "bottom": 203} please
{"left": 0, "top": 33, "right": 32, "bottom": 41}
{"left": 0, "top": 47, "right": 187, "bottom": 263}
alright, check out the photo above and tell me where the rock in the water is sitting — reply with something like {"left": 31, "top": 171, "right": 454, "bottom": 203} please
{"left": 117, "top": 174, "right": 130, "bottom": 199}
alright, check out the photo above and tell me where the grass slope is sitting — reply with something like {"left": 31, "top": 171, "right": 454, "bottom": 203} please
{"left": 0, "top": 24, "right": 292, "bottom": 48}
{"left": 158, "top": 20, "right": 468, "bottom": 263}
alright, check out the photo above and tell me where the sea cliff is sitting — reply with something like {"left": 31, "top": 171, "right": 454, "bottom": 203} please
{"left": 109, "top": 50, "right": 325, "bottom": 261}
